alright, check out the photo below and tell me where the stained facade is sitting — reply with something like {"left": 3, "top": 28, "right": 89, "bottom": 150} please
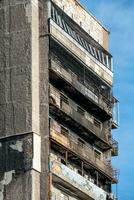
{"left": 0, "top": 0, "right": 119, "bottom": 199}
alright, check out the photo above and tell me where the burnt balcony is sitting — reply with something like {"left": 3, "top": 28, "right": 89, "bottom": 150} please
{"left": 50, "top": 155, "right": 108, "bottom": 200}
{"left": 49, "top": 85, "right": 111, "bottom": 150}
{"left": 50, "top": 3, "right": 113, "bottom": 87}
{"left": 50, "top": 125, "right": 117, "bottom": 181}
{"left": 49, "top": 59, "right": 113, "bottom": 121}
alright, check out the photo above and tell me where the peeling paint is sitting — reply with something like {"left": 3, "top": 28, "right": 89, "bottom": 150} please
{"left": 50, "top": 159, "right": 107, "bottom": 200}
{"left": 10, "top": 141, "right": 23, "bottom": 152}
{"left": 4, "top": 171, "right": 15, "bottom": 186}
{"left": 0, "top": 171, "right": 15, "bottom": 200}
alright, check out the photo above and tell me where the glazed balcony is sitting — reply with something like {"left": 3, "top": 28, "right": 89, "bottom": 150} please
{"left": 49, "top": 59, "right": 112, "bottom": 121}
{"left": 50, "top": 156, "right": 108, "bottom": 200}
{"left": 49, "top": 3, "right": 113, "bottom": 86}
{"left": 49, "top": 85, "right": 111, "bottom": 150}
{"left": 50, "top": 126, "right": 117, "bottom": 181}
{"left": 111, "top": 139, "right": 118, "bottom": 157}
{"left": 112, "top": 98, "right": 119, "bottom": 129}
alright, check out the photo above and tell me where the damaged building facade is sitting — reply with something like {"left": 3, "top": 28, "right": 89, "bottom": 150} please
{"left": 0, "top": 0, "right": 119, "bottom": 199}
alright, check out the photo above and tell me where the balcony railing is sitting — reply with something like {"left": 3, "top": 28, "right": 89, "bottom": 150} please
{"left": 49, "top": 85, "right": 111, "bottom": 148}
{"left": 50, "top": 59, "right": 112, "bottom": 118}
{"left": 50, "top": 156, "right": 108, "bottom": 200}
{"left": 51, "top": 3, "right": 112, "bottom": 70}
{"left": 50, "top": 126, "right": 117, "bottom": 180}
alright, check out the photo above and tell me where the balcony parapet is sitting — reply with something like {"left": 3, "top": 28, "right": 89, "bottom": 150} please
{"left": 50, "top": 156, "right": 108, "bottom": 200}
{"left": 50, "top": 126, "right": 117, "bottom": 181}
{"left": 51, "top": 3, "right": 112, "bottom": 69}
{"left": 49, "top": 18, "right": 113, "bottom": 86}
{"left": 50, "top": 157, "right": 106, "bottom": 200}
{"left": 51, "top": 0, "right": 109, "bottom": 50}
{"left": 50, "top": 59, "right": 113, "bottom": 119}
{"left": 49, "top": 84, "right": 111, "bottom": 149}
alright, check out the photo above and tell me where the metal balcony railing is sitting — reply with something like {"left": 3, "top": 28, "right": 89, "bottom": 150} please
{"left": 50, "top": 59, "right": 112, "bottom": 117}
{"left": 51, "top": 3, "right": 112, "bottom": 70}
{"left": 50, "top": 156, "right": 108, "bottom": 200}
{"left": 49, "top": 86, "right": 111, "bottom": 146}
{"left": 50, "top": 127, "right": 117, "bottom": 180}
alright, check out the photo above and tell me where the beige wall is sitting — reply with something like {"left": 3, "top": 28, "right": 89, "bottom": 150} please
{"left": 52, "top": 0, "right": 109, "bottom": 50}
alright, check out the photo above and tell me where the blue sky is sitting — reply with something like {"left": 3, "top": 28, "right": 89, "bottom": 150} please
{"left": 80, "top": 1, "right": 134, "bottom": 199}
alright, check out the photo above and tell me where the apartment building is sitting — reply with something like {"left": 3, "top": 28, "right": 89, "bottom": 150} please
{"left": 0, "top": 0, "right": 119, "bottom": 199}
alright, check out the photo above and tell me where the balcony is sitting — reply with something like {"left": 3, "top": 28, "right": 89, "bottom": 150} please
{"left": 51, "top": 0, "right": 109, "bottom": 50}
{"left": 112, "top": 98, "right": 119, "bottom": 129}
{"left": 49, "top": 3, "right": 113, "bottom": 86}
{"left": 50, "top": 125, "right": 117, "bottom": 181}
{"left": 51, "top": 186, "right": 78, "bottom": 200}
{"left": 49, "top": 84, "right": 112, "bottom": 150}
{"left": 49, "top": 59, "right": 113, "bottom": 121}
{"left": 50, "top": 156, "right": 108, "bottom": 200}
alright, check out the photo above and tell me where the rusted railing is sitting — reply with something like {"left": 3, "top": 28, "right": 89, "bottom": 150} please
{"left": 50, "top": 127, "right": 117, "bottom": 180}
{"left": 49, "top": 85, "right": 110, "bottom": 144}
{"left": 50, "top": 59, "right": 112, "bottom": 116}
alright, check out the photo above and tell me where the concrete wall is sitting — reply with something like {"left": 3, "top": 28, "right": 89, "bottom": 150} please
{"left": 0, "top": 133, "right": 41, "bottom": 200}
{"left": 51, "top": 0, "right": 109, "bottom": 50}
{"left": 39, "top": 0, "right": 50, "bottom": 199}
{"left": 0, "top": 0, "right": 46, "bottom": 199}
{"left": 0, "top": 0, "right": 40, "bottom": 137}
